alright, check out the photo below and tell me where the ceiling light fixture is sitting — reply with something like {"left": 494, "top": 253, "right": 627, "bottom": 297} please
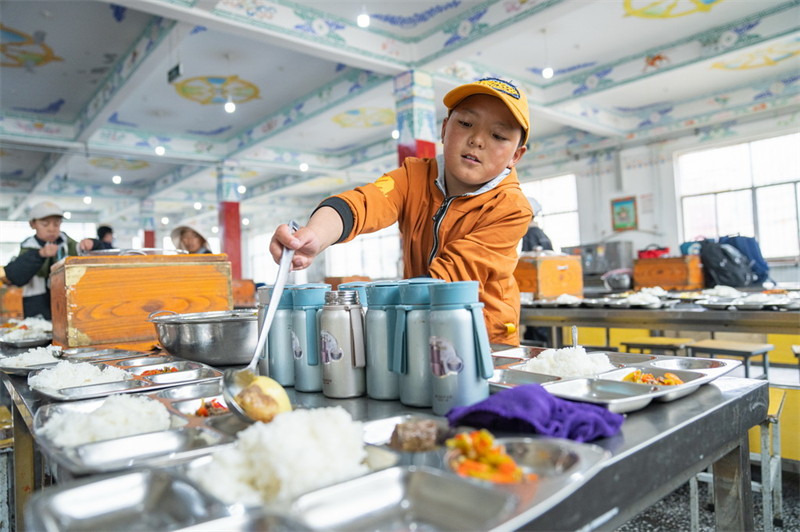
{"left": 83, "top": 196, "right": 92, "bottom": 205}
{"left": 299, "top": 163, "right": 309, "bottom": 172}
{"left": 242, "top": 218, "right": 250, "bottom": 226}
{"left": 161, "top": 217, "right": 169, "bottom": 225}
{"left": 357, "top": 6, "right": 370, "bottom": 28}
{"left": 155, "top": 146, "right": 166, "bottom": 156}
{"left": 224, "top": 53, "right": 236, "bottom": 113}
{"left": 237, "top": 185, "right": 246, "bottom": 194}
{"left": 112, "top": 175, "right": 122, "bottom": 184}
{"left": 63, "top": 211, "right": 72, "bottom": 220}
{"left": 391, "top": 129, "right": 400, "bottom": 140}
{"left": 211, "top": 226, "right": 219, "bottom": 234}
{"left": 224, "top": 97, "right": 236, "bottom": 114}
{"left": 541, "top": 28, "right": 554, "bottom": 80}
{"left": 194, "top": 202, "right": 202, "bottom": 210}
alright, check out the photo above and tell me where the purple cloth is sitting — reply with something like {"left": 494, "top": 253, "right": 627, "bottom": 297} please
{"left": 446, "top": 384, "right": 624, "bottom": 442}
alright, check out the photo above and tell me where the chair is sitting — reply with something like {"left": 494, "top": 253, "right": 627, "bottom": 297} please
{"left": 689, "top": 388, "right": 786, "bottom": 532}
{"left": 620, "top": 337, "right": 696, "bottom": 356}
{"left": 686, "top": 339, "right": 773, "bottom": 380}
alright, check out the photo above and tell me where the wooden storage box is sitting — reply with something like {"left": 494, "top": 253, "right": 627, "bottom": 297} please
{"left": 232, "top": 278, "right": 256, "bottom": 308}
{"left": 514, "top": 255, "right": 583, "bottom": 299}
{"left": 0, "top": 286, "right": 23, "bottom": 319}
{"left": 633, "top": 255, "right": 703, "bottom": 291}
{"left": 50, "top": 254, "right": 232, "bottom": 350}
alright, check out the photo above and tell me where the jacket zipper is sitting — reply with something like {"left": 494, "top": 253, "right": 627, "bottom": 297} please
{"left": 428, "top": 197, "right": 456, "bottom": 266}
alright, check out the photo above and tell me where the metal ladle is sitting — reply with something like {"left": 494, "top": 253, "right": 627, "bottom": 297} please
{"left": 223, "top": 220, "right": 298, "bottom": 423}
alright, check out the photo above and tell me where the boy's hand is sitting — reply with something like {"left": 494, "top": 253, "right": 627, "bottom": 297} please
{"left": 39, "top": 243, "right": 59, "bottom": 258}
{"left": 79, "top": 239, "right": 95, "bottom": 251}
{"left": 269, "top": 224, "right": 322, "bottom": 270}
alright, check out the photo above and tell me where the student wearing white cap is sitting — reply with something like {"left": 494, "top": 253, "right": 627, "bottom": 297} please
{"left": 170, "top": 225, "right": 214, "bottom": 254}
{"left": 4, "top": 201, "right": 100, "bottom": 319}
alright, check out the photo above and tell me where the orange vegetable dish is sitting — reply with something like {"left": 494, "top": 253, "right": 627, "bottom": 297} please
{"left": 194, "top": 398, "right": 228, "bottom": 417}
{"left": 141, "top": 366, "right": 178, "bottom": 376}
{"left": 623, "top": 369, "right": 684, "bottom": 386}
{"left": 446, "top": 429, "right": 537, "bottom": 484}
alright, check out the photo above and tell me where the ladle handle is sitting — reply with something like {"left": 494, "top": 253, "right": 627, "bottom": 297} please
{"left": 250, "top": 221, "right": 299, "bottom": 370}
{"left": 572, "top": 325, "right": 578, "bottom": 348}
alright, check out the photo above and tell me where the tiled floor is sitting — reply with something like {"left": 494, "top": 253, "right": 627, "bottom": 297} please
{"left": 615, "top": 471, "right": 800, "bottom": 531}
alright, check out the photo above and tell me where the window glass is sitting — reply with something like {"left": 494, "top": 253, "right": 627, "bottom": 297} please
{"left": 756, "top": 184, "right": 800, "bottom": 258}
{"left": 520, "top": 174, "right": 579, "bottom": 252}
{"left": 716, "top": 190, "right": 754, "bottom": 239}
{"left": 538, "top": 212, "right": 580, "bottom": 251}
{"left": 325, "top": 223, "right": 401, "bottom": 280}
{"left": 751, "top": 133, "right": 800, "bottom": 186}
{"left": 679, "top": 144, "right": 751, "bottom": 195}
{"left": 682, "top": 195, "right": 717, "bottom": 241}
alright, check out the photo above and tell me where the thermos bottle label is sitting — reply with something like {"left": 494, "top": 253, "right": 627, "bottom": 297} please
{"left": 291, "top": 331, "right": 303, "bottom": 360}
{"left": 320, "top": 331, "right": 343, "bottom": 363}
{"left": 429, "top": 337, "right": 464, "bottom": 377}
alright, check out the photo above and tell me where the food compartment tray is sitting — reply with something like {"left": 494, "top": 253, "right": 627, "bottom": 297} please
{"left": 24, "top": 469, "right": 231, "bottom": 532}
{"left": 292, "top": 466, "right": 516, "bottom": 532}
{"left": 0, "top": 334, "right": 52, "bottom": 348}
{"left": 541, "top": 379, "right": 660, "bottom": 413}
{"left": 28, "top": 353, "right": 223, "bottom": 401}
{"left": 489, "top": 368, "right": 560, "bottom": 391}
{"left": 597, "top": 367, "right": 710, "bottom": 402}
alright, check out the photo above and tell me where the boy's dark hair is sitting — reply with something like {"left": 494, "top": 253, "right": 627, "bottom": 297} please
{"left": 97, "top": 226, "right": 113, "bottom": 239}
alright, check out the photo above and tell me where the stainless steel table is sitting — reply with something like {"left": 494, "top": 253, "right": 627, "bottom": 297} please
{"left": 1, "top": 356, "right": 767, "bottom": 532}
{"left": 521, "top": 304, "right": 800, "bottom": 347}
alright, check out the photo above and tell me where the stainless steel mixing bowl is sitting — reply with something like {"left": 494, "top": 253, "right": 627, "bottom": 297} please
{"left": 148, "top": 309, "right": 258, "bottom": 365}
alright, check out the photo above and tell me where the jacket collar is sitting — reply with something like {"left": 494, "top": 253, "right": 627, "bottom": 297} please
{"left": 434, "top": 153, "right": 512, "bottom": 198}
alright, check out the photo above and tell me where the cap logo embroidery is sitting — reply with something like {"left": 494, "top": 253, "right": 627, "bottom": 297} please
{"left": 476, "top": 77, "right": 520, "bottom": 100}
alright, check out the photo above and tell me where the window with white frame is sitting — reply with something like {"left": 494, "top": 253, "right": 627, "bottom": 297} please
{"left": 326, "top": 223, "right": 402, "bottom": 280}
{"left": 520, "top": 174, "right": 580, "bottom": 252}
{"left": 678, "top": 132, "right": 800, "bottom": 260}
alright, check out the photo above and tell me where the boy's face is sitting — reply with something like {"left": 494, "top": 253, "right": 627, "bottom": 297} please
{"left": 180, "top": 230, "right": 205, "bottom": 253}
{"left": 441, "top": 94, "right": 527, "bottom": 197}
{"left": 29, "top": 216, "right": 63, "bottom": 242}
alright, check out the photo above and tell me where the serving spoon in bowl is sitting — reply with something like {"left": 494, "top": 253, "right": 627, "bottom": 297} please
{"left": 223, "top": 220, "right": 298, "bottom": 423}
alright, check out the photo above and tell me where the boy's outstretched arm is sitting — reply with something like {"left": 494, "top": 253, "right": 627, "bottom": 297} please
{"left": 269, "top": 206, "right": 344, "bottom": 270}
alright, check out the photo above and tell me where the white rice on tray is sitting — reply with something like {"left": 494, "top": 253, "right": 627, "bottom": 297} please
{"left": 188, "top": 406, "right": 367, "bottom": 506}
{"left": 28, "top": 361, "right": 131, "bottom": 390}
{"left": 524, "top": 346, "right": 615, "bottom": 378}
{"left": 39, "top": 394, "right": 171, "bottom": 447}
{"left": 1, "top": 317, "right": 53, "bottom": 341}
{"left": 0, "top": 345, "right": 62, "bottom": 368}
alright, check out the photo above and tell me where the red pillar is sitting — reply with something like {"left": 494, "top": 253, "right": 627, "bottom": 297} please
{"left": 398, "top": 139, "right": 437, "bottom": 166}
{"left": 219, "top": 201, "right": 242, "bottom": 279}
{"left": 144, "top": 230, "right": 155, "bottom": 248}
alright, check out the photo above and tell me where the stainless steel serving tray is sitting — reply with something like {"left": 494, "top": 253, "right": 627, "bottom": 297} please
{"left": 0, "top": 348, "right": 145, "bottom": 376}
{"left": 0, "top": 333, "right": 52, "bottom": 348}
{"left": 28, "top": 353, "right": 223, "bottom": 401}
{"left": 25, "top": 469, "right": 230, "bottom": 532}
{"left": 33, "top": 386, "right": 239, "bottom": 475}
{"left": 494, "top": 352, "right": 740, "bottom": 413}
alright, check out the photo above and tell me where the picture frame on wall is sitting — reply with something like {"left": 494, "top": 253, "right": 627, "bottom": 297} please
{"left": 611, "top": 196, "right": 638, "bottom": 232}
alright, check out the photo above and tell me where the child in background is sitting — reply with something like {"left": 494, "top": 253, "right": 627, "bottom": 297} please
{"left": 4, "top": 201, "right": 98, "bottom": 319}
{"left": 270, "top": 78, "right": 533, "bottom": 345}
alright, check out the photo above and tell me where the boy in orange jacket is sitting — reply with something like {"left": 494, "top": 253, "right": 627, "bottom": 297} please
{"left": 270, "top": 78, "right": 532, "bottom": 345}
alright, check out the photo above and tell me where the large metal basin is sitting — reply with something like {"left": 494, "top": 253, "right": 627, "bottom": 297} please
{"left": 149, "top": 309, "right": 257, "bottom": 365}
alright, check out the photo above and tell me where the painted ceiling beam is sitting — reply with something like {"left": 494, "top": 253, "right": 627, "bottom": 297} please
{"left": 75, "top": 17, "right": 184, "bottom": 142}
{"left": 7, "top": 152, "right": 63, "bottom": 220}
{"left": 96, "top": 0, "right": 413, "bottom": 75}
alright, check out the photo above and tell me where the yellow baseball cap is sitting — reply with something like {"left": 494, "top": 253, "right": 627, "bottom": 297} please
{"left": 443, "top": 77, "right": 530, "bottom": 145}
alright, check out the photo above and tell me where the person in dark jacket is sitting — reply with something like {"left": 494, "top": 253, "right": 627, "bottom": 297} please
{"left": 4, "top": 201, "right": 100, "bottom": 319}
{"left": 96, "top": 225, "right": 115, "bottom": 249}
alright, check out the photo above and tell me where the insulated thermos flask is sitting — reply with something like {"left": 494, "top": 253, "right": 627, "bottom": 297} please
{"left": 290, "top": 283, "right": 329, "bottom": 393}
{"left": 257, "top": 284, "right": 295, "bottom": 387}
{"left": 428, "top": 281, "right": 493, "bottom": 416}
{"left": 364, "top": 281, "right": 400, "bottom": 400}
{"left": 393, "top": 278, "right": 445, "bottom": 407}
{"left": 337, "top": 281, "right": 369, "bottom": 311}
{"left": 320, "top": 290, "right": 366, "bottom": 398}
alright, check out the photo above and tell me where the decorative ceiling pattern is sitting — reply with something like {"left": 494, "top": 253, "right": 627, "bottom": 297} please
{"left": 0, "top": 0, "right": 798, "bottom": 231}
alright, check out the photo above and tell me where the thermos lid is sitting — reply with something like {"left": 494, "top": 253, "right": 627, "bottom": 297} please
{"left": 365, "top": 281, "right": 401, "bottom": 306}
{"left": 399, "top": 277, "right": 445, "bottom": 305}
{"left": 325, "top": 289, "right": 361, "bottom": 306}
{"left": 337, "top": 282, "right": 368, "bottom": 306}
{"left": 291, "top": 283, "right": 330, "bottom": 307}
{"left": 258, "top": 284, "right": 295, "bottom": 308}
{"left": 429, "top": 280, "right": 479, "bottom": 307}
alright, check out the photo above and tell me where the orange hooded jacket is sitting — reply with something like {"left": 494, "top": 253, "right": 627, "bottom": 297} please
{"left": 332, "top": 155, "right": 532, "bottom": 345}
